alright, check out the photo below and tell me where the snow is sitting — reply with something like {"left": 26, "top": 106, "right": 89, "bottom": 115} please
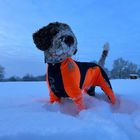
{"left": 0, "top": 79, "right": 140, "bottom": 140}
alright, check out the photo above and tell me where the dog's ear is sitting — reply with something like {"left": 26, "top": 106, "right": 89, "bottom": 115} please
{"left": 32, "top": 23, "right": 59, "bottom": 51}
{"left": 32, "top": 27, "right": 51, "bottom": 51}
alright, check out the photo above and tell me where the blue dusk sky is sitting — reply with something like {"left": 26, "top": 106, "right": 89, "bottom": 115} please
{"left": 0, "top": 0, "right": 140, "bottom": 77}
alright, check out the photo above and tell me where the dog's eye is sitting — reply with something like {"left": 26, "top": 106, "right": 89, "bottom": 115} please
{"left": 64, "top": 36, "right": 74, "bottom": 47}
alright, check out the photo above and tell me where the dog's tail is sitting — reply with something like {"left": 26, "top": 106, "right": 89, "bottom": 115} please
{"left": 98, "top": 42, "right": 110, "bottom": 68}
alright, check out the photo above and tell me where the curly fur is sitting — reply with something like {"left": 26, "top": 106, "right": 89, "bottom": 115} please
{"left": 32, "top": 22, "right": 71, "bottom": 51}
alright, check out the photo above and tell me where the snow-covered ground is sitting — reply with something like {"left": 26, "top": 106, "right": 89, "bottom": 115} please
{"left": 0, "top": 79, "right": 140, "bottom": 140}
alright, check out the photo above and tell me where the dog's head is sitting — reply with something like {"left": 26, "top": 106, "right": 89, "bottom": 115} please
{"left": 32, "top": 22, "right": 77, "bottom": 64}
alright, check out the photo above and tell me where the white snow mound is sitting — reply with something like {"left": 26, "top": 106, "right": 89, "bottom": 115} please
{"left": 0, "top": 79, "right": 140, "bottom": 140}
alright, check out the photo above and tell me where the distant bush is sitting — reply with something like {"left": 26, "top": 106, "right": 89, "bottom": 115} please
{"left": 6, "top": 76, "right": 21, "bottom": 82}
{"left": 1, "top": 74, "right": 46, "bottom": 82}
{"left": 22, "top": 74, "right": 45, "bottom": 81}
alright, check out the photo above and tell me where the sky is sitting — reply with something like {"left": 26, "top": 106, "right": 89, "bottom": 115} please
{"left": 0, "top": 0, "right": 140, "bottom": 77}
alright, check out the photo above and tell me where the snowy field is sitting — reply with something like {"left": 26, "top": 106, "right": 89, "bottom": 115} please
{"left": 0, "top": 79, "right": 140, "bottom": 140}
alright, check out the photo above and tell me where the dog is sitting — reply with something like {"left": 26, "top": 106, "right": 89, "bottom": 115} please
{"left": 32, "top": 22, "right": 116, "bottom": 112}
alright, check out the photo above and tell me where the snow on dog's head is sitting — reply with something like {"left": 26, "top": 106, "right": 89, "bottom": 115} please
{"left": 32, "top": 22, "right": 77, "bottom": 64}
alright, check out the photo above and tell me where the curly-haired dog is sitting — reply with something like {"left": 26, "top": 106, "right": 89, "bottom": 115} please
{"left": 33, "top": 22, "right": 116, "bottom": 112}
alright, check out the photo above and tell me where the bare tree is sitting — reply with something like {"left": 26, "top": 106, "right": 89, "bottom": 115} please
{"left": 0, "top": 65, "right": 5, "bottom": 81}
{"left": 111, "top": 58, "right": 139, "bottom": 79}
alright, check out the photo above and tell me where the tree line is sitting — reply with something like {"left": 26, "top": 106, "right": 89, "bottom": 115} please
{"left": 0, "top": 57, "right": 140, "bottom": 82}
{"left": 0, "top": 66, "right": 46, "bottom": 82}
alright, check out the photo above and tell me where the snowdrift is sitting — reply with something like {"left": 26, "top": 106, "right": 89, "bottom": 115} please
{"left": 0, "top": 80, "right": 140, "bottom": 140}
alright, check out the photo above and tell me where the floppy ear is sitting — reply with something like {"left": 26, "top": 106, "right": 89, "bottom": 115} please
{"left": 32, "top": 23, "right": 59, "bottom": 51}
{"left": 32, "top": 28, "right": 51, "bottom": 51}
